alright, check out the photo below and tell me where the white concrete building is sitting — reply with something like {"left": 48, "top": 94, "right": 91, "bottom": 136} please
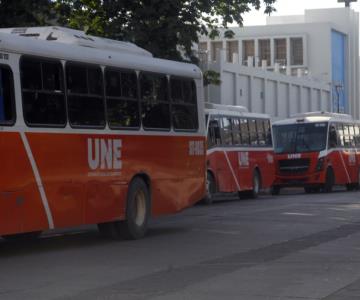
{"left": 198, "top": 7, "right": 360, "bottom": 119}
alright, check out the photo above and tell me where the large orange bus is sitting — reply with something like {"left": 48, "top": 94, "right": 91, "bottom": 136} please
{"left": 204, "top": 104, "right": 275, "bottom": 203}
{"left": 272, "top": 112, "right": 360, "bottom": 194}
{"left": 0, "top": 26, "right": 206, "bottom": 240}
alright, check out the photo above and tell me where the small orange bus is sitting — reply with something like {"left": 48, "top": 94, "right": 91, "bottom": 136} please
{"left": 204, "top": 104, "right": 275, "bottom": 203}
{"left": 0, "top": 26, "right": 206, "bottom": 240}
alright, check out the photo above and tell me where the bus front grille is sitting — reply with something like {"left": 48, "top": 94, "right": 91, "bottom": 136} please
{"left": 278, "top": 158, "right": 310, "bottom": 174}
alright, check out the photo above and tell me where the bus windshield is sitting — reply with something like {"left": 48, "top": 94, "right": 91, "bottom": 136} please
{"left": 273, "top": 122, "right": 328, "bottom": 154}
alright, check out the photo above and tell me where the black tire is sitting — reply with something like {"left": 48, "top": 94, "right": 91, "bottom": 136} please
{"left": 97, "top": 177, "right": 150, "bottom": 240}
{"left": 117, "top": 177, "right": 150, "bottom": 240}
{"left": 304, "top": 187, "right": 313, "bottom": 194}
{"left": 304, "top": 186, "right": 320, "bottom": 194}
{"left": 323, "top": 167, "right": 334, "bottom": 193}
{"left": 203, "top": 171, "right": 216, "bottom": 205}
{"left": 250, "top": 170, "right": 261, "bottom": 199}
{"left": 2, "top": 231, "right": 42, "bottom": 242}
{"left": 271, "top": 185, "right": 280, "bottom": 195}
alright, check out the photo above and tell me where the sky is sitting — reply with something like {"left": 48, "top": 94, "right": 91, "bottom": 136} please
{"left": 243, "top": 0, "right": 360, "bottom": 26}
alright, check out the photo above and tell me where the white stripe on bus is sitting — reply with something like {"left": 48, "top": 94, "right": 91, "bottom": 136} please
{"left": 20, "top": 132, "right": 54, "bottom": 229}
{"left": 207, "top": 147, "right": 273, "bottom": 155}
{"left": 223, "top": 151, "right": 241, "bottom": 191}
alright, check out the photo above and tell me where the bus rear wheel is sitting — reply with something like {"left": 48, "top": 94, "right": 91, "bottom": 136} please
{"left": 98, "top": 177, "right": 150, "bottom": 240}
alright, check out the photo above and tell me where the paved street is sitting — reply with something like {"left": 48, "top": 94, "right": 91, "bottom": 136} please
{"left": 1, "top": 189, "right": 360, "bottom": 299}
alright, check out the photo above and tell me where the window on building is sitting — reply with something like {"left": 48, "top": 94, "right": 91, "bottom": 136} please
{"left": 258, "top": 39, "right": 271, "bottom": 66}
{"left": 226, "top": 41, "right": 239, "bottom": 63}
{"left": 198, "top": 42, "right": 208, "bottom": 63}
{"left": 0, "top": 66, "right": 15, "bottom": 125}
{"left": 290, "top": 38, "right": 303, "bottom": 65}
{"left": 105, "top": 68, "right": 139, "bottom": 129}
{"left": 21, "top": 57, "right": 66, "bottom": 127}
{"left": 66, "top": 63, "right": 105, "bottom": 128}
{"left": 274, "top": 38, "right": 287, "bottom": 66}
{"left": 211, "top": 42, "right": 223, "bottom": 61}
{"left": 242, "top": 40, "right": 255, "bottom": 65}
{"left": 171, "top": 77, "right": 198, "bottom": 131}
{"left": 140, "top": 73, "right": 170, "bottom": 130}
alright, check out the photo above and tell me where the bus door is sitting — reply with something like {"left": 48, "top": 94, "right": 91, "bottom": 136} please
{"left": 217, "top": 117, "right": 238, "bottom": 192}
{"left": 343, "top": 124, "right": 357, "bottom": 183}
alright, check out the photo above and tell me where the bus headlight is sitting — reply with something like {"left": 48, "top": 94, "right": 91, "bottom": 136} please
{"left": 316, "top": 157, "right": 325, "bottom": 171}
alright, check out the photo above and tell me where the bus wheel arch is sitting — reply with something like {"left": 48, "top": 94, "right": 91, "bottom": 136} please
{"left": 98, "top": 174, "right": 151, "bottom": 240}
{"left": 203, "top": 170, "right": 216, "bottom": 205}
{"left": 323, "top": 167, "right": 335, "bottom": 193}
{"left": 250, "top": 167, "right": 262, "bottom": 199}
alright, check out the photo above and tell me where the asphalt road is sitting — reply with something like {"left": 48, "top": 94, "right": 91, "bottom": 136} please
{"left": 1, "top": 188, "right": 360, "bottom": 300}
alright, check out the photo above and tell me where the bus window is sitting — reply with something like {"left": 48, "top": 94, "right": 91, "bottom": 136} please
{"left": 232, "top": 118, "right": 241, "bottom": 145}
{"left": 66, "top": 63, "right": 105, "bottom": 128}
{"left": 348, "top": 125, "right": 355, "bottom": 147}
{"left": 105, "top": 69, "right": 139, "bottom": 129}
{"left": 354, "top": 125, "right": 360, "bottom": 146}
{"left": 328, "top": 124, "right": 337, "bottom": 148}
{"left": 240, "top": 118, "right": 250, "bottom": 146}
{"left": 249, "top": 119, "right": 258, "bottom": 146}
{"left": 264, "top": 119, "right": 272, "bottom": 146}
{"left": 170, "top": 78, "right": 198, "bottom": 131}
{"left": 222, "top": 117, "right": 233, "bottom": 145}
{"left": 21, "top": 57, "right": 66, "bottom": 127}
{"left": 256, "top": 119, "right": 266, "bottom": 146}
{"left": 208, "top": 117, "right": 221, "bottom": 147}
{"left": 336, "top": 123, "right": 345, "bottom": 147}
{"left": 343, "top": 124, "right": 352, "bottom": 148}
{"left": 0, "top": 66, "right": 15, "bottom": 125}
{"left": 141, "top": 73, "right": 170, "bottom": 130}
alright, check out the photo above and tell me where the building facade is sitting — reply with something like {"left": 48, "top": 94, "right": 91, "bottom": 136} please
{"left": 198, "top": 7, "right": 360, "bottom": 119}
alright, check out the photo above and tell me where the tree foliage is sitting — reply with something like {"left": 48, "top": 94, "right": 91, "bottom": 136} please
{"left": 54, "top": 0, "right": 276, "bottom": 61}
{"left": 0, "top": 0, "right": 276, "bottom": 62}
{"left": 0, "top": 0, "right": 54, "bottom": 27}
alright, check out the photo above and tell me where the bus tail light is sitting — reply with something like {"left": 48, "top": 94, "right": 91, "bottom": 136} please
{"left": 316, "top": 157, "right": 325, "bottom": 171}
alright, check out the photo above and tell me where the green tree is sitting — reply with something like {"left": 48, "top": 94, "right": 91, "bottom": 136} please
{"left": 0, "top": 0, "right": 54, "bottom": 27}
{"left": 54, "top": 0, "right": 276, "bottom": 61}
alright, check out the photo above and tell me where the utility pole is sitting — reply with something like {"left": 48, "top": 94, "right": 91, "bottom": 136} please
{"left": 338, "top": 0, "right": 357, "bottom": 8}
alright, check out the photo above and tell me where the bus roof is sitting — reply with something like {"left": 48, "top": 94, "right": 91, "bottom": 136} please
{"left": 273, "top": 111, "right": 353, "bottom": 126}
{"left": 0, "top": 26, "right": 202, "bottom": 79}
{"left": 205, "top": 103, "right": 270, "bottom": 119}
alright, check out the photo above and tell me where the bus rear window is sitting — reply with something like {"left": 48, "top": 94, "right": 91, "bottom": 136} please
{"left": 0, "top": 66, "right": 15, "bottom": 125}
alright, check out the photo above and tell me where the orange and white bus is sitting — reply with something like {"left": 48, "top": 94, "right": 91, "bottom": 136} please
{"left": 0, "top": 26, "right": 206, "bottom": 240}
{"left": 272, "top": 112, "right": 360, "bottom": 194}
{"left": 204, "top": 104, "right": 275, "bottom": 203}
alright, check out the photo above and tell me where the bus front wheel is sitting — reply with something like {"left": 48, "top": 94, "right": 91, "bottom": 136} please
{"left": 271, "top": 185, "right": 281, "bottom": 195}
{"left": 323, "top": 168, "right": 334, "bottom": 193}
{"left": 203, "top": 171, "right": 216, "bottom": 205}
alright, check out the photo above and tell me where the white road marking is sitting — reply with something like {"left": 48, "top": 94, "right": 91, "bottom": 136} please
{"left": 282, "top": 212, "right": 315, "bottom": 217}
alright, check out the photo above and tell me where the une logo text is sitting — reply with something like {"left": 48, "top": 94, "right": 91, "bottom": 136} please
{"left": 88, "top": 138, "right": 122, "bottom": 170}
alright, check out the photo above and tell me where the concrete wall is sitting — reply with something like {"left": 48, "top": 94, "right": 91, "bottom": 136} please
{"left": 205, "top": 50, "right": 331, "bottom": 120}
